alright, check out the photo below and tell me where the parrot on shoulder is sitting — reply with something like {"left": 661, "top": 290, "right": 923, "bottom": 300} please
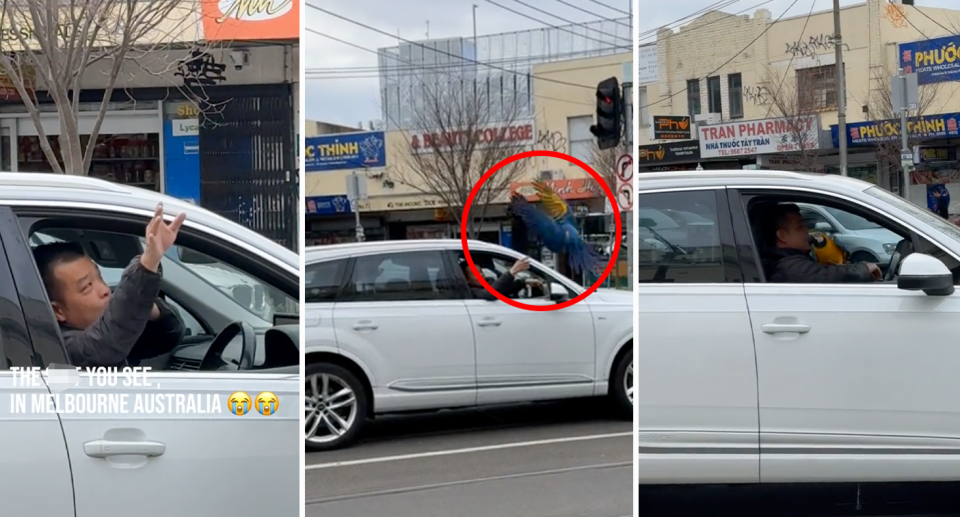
{"left": 509, "top": 180, "right": 602, "bottom": 277}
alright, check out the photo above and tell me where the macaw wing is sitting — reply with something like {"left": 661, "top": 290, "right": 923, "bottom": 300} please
{"left": 534, "top": 180, "right": 569, "bottom": 220}
{"left": 510, "top": 194, "right": 567, "bottom": 248}
{"left": 560, "top": 223, "right": 603, "bottom": 276}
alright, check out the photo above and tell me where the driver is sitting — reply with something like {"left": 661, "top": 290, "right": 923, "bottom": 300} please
{"left": 33, "top": 204, "right": 186, "bottom": 368}
{"left": 761, "top": 203, "right": 881, "bottom": 283}
{"left": 459, "top": 256, "right": 544, "bottom": 299}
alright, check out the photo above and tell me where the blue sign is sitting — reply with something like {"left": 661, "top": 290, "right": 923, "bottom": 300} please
{"left": 305, "top": 131, "right": 386, "bottom": 172}
{"left": 899, "top": 35, "right": 960, "bottom": 85}
{"left": 831, "top": 112, "right": 960, "bottom": 147}
{"left": 305, "top": 195, "right": 352, "bottom": 216}
{"left": 163, "top": 118, "right": 200, "bottom": 203}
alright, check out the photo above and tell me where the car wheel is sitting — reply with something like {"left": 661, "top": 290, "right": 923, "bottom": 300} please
{"left": 305, "top": 362, "right": 368, "bottom": 452}
{"left": 850, "top": 251, "right": 878, "bottom": 264}
{"left": 610, "top": 348, "right": 633, "bottom": 419}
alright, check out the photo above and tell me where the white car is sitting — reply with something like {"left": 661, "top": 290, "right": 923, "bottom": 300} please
{"left": 637, "top": 170, "right": 960, "bottom": 485}
{"left": 0, "top": 173, "right": 300, "bottom": 516}
{"left": 304, "top": 239, "right": 634, "bottom": 451}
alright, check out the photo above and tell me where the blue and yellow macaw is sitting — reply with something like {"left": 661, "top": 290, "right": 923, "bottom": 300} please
{"left": 510, "top": 180, "right": 602, "bottom": 276}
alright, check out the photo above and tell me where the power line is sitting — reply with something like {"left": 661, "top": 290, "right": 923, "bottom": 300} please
{"left": 639, "top": 0, "right": 802, "bottom": 111}
{"left": 498, "top": 0, "right": 631, "bottom": 41}
{"left": 546, "top": 0, "right": 632, "bottom": 28}
{"left": 485, "top": 0, "right": 629, "bottom": 48}
{"left": 586, "top": 0, "right": 629, "bottom": 16}
{"left": 897, "top": 0, "right": 957, "bottom": 40}
{"left": 305, "top": 3, "right": 603, "bottom": 91}
{"left": 636, "top": 0, "right": 742, "bottom": 42}
{"left": 307, "top": 59, "right": 627, "bottom": 80}
{"left": 765, "top": 0, "right": 817, "bottom": 118}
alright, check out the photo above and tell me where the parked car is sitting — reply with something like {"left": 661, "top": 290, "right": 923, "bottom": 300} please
{"left": 0, "top": 173, "right": 300, "bottom": 516}
{"left": 638, "top": 169, "right": 960, "bottom": 485}
{"left": 304, "top": 239, "right": 634, "bottom": 451}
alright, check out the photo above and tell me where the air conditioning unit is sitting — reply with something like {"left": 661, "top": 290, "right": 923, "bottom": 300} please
{"left": 694, "top": 112, "right": 722, "bottom": 125}
{"left": 540, "top": 169, "right": 563, "bottom": 181}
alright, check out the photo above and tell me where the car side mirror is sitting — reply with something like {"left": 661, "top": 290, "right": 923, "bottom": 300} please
{"left": 814, "top": 222, "right": 833, "bottom": 233}
{"left": 549, "top": 283, "right": 569, "bottom": 303}
{"left": 897, "top": 253, "right": 955, "bottom": 296}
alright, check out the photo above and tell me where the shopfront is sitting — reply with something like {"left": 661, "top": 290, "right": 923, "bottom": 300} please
{"left": 638, "top": 141, "right": 746, "bottom": 171}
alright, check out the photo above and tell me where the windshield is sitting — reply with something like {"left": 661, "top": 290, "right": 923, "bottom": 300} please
{"left": 823, "top": 206, "right": 883, "bottom": 230}
{"left": 866, "top": 186, "right": 960, "bottom": 242}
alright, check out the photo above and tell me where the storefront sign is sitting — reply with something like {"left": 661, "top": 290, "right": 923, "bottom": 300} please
{"left": 305, "top": 131, "right": 386, "bottom": 172}
{"left": 305, "top": 195, "right": 352, "bottom": 216}
{"left": 510, "top": 178, "right": 602, "bottom": 201}
{"left": 172, "top": 119, "right": 199, "bottom": 137}
{"left": 638, "top": 44, "right": 657, "bottom": 84}
{"left": 0, "top": 64, "right": 34, "bottom": 102}
{"left": 652, "top": 115, "right": 691, "bottom": 140}
{"left": 831, "top": 112, "right": 960, "bottom": 147}
{"left": 899, "top": 35, "right": 960, "bottom": 85}
{"left": 200, "top": 0, "right": 299, "bottom": 41}
{"left": 916, "top": 146, "right": 957, "bottom": 163}
{"left": 637, "top": 141, "right": 700, "bottom": 166}
{"left": 699, "top": 116, "right": 821, "bottom": 159}
{"left": 411, "top": 123, "right": 534, "bottom": 152}
{"left": 163, "top": 102, "right": 200, "bottom": 203}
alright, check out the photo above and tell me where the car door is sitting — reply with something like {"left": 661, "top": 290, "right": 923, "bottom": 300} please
{"left": 735, "top": 187, "right": 960, "bottom": 483}
{"left": 0, "top": 210, "right": 74, "bottom": 516}
{"left": 331, "top": 249, "right": 477, "bottom": 413}
{"left": 5, "top": 206, "right": 299, "bottom": 517}
{"left": 458, "top": 249, "right": 596, "bottom": 405}
{"left": 636, "top": 187, "right": 760, "bottom": 484}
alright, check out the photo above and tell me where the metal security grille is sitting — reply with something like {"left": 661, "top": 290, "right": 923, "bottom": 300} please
{"left": 199, "top": 85, "right": 297, "bottom": 251}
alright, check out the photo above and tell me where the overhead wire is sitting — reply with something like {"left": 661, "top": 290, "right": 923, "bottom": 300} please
{"left": 496, "top": 0, "right": 632, "bottom": 41}
{"left": 636, "top": 0, "right": 741, "bottom": 43}
{"left": 545, "top": 0, "right": 633, "bottom": 28}
{"left": 586, "top": 0, "right": 629, "bottom": 16}
{"left": 484, "top": 0, "right": 630, "bottom": 49}
{"left": 765, "top": 0, "right": 817, "bottom": 118}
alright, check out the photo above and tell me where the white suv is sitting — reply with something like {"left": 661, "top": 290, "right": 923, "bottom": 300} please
{"left": 304, "top": 239, "right": 634, "bottom": 451}
{"left": 638, "top": 170, "right": 960, "bottom": 485}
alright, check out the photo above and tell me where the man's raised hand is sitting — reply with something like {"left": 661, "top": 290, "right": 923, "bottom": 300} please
{"left": 141, "top": 203, "right": 186, "bottom": 272}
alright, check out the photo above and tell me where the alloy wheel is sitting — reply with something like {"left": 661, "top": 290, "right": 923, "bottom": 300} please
{"left": 305, "top": 372, "right": 358, "bottom": 444}
{"left": 624, "top": 362, "right": 634, "bottom": 405}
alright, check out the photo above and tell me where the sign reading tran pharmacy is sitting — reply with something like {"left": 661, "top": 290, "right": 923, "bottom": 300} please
{"left": 899, "top": 35, "right": 960, "bottom": 85}
{"left": 305, "top": 131, "right": 386, "bottom": 172}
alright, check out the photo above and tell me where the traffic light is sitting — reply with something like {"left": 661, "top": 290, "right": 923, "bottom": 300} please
{"left": 589, "top": 77, "right": 622, "bottom": 150}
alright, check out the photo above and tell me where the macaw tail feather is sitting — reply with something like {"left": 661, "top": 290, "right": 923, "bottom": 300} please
{"left": 566, "top": 241, "right": 604, "bottom": 277}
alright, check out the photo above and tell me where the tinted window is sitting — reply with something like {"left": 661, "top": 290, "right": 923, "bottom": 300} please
{"left": 637, "top": 190, "right": 724, "bottom": 283}
{"left": 305, "top": 260, "right": 346, "bottom": 303}
{"left": 343, "top": 251, "right": 456, "bottom": 302}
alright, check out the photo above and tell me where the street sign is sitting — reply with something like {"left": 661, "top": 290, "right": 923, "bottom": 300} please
{"left": 616, "top": 153, "right": 633, "bottom": 182}
{"left": 892, "top": 72, "right": 919, "bottom": 112}
{"left": 346, "top": 172, "right": 368, "bottom": 201}
{"left": 616, "top": 183, "right": 633, "bottom": 211}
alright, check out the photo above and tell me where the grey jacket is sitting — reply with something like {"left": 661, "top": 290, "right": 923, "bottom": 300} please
{"left": 470, "top": 271, "right": 527, "bottom": 300}
{"left": 59, "top": 257, "right": 185, "bottom": 368}
{"left": 761, "top": 247, "right": 874, "bottom": 284}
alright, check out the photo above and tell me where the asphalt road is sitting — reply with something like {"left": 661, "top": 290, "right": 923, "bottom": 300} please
{"left": 305, "top": 398, "right": 633, "bottom": 517}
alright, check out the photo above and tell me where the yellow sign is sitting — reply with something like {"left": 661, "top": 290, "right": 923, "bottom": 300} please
{"left": 228, "top": 391, "right": 252, "bottom": 416}
{"left": 255, "top": 392, "right": 279, "bottom": 415}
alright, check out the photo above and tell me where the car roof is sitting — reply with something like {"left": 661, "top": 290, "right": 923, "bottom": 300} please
{"left": 637, "top": 169, "right": 876, "bottom": 196}
{"left": 306, "top": 239, "right": 506, "bottom": 263}
{"left": 0, "top": 173, "right": 297, "bottom": 270}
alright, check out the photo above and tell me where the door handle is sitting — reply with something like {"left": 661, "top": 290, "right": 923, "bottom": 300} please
{"left": 352, "top": 321, "right": 378, "bottom": 331}
{"left": 83, "top": 439, "right": 166, "bottom": 458}
{"left": 761, "top": 323, "right": 810, "bottom": 334}
{"left": 477, "top": 319, "right": 502, "bottom": 327}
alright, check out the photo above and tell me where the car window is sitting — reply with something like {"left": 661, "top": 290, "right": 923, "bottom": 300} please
{"left": 467, "top": 251, "right": 569, "bottom": 299}
{"left": 163, "top": 296, "right": 207, "bottom": 338}
{"left": 823, "top": 206, "right": 882, "bottom": 230}
{"left": 342, "top": 251, "right": 457, "bottom": 302}
{"left": 305, "top": 259, "right": 347, "bottom": 303}
{"left": 637, "top": 190, "right": 724, "bottom": 283}
{"left": 798, "top": 207, "right": 831, "bottom": 230}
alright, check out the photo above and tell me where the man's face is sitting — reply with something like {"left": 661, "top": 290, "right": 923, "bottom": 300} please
{"left": 51, "top": 256, "right": 111, "bottom": 329}
{"left": 777, "top": 212, "right": 811, "bottom": 252}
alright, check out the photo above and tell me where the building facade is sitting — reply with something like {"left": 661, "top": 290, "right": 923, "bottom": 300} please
{"left": 638, "top": 0, "right": 960, "bottom": 211}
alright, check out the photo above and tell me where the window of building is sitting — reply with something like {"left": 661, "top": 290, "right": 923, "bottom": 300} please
{"left": 637, "top": 190, "right": 724, "bottom": 283}
{"left": 728, "top": 73, "right": 743, "bottom": 119}
{"left": 639, "top": 87, "right": 650, "bottom": 127}
{"left": 567, "top": 115, "right": 593, "bottom": 164}
{"left": 687, "top": 79, "right": 701, "bottom": 119}
{"left": 707, "top": 76, "right": 722, "bottom": 114}
{"left": 797, "top": 64, "right": 845, "bottom": 111}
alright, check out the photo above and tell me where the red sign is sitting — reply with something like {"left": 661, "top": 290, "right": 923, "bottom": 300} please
{"left": 411, "top": 123, "right": 534, "bottom": 151}
{"left": 510, "top": 178, "right": 603, "bottom": 201}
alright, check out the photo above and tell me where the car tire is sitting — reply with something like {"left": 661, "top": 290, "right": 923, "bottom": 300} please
{"left": 610, "top": 348, "right": 633, "bottom": 420}
{"left": 305, "top": 362, "right": 368, "bottom": 452}
{"left": 850, "top": 251, "right": 878, "bottom": 264}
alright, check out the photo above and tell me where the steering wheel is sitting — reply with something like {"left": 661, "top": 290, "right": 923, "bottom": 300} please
{"left": 199, "top": 321, "right": 256, "bottom": 371}
{"left": 883, "top": 252, "right": 902, "bottom": 282}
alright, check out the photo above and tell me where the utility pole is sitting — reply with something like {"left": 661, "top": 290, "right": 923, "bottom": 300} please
{"left": 833, "top": 0, "right": 848, "bottom": 176}
{"left": 894, "top": 69, "right": 919, "bottom": 201}
{"left": 472, "top": 4, "right": 478, "bottom": 44}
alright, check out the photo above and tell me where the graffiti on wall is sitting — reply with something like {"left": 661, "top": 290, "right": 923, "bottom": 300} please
{"left": 744, "top": 85, "right": 769, "bottom": 106}
{"left": 785, "top": 33, "right": 849, "bottom": 59}
{"left": 536, "top": 129, "right": 567, "bottom": 153}
{"left": 176, "top": 49, "right": 227, "bottom": 87}
{"left": 885, "top": 3, "right": 908, "bottom": 28}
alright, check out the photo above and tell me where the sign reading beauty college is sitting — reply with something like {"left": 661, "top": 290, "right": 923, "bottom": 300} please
{"left": 200, "top": 0, "right": 299, "bottom": 41}
{"left": 899, "top": 35, "right": 960, "bottom": 85}
{"left": 411, "top": 123, "right": 534, "bottom": 153}
{"left": 698, "top": 116, "right": 820, "bottom": 159}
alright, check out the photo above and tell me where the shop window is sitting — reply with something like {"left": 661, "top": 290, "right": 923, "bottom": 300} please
{"left": 707, "top": 76, "right": 722, "bottom": 114}
{"left": 797, "top": 64, "right": 846, "bottom": 111}
{"left": 728, "top": 73, "right": 744, "bottom": 119}
{"left": 18, "top": 133, "right": 161, "bottom": 191}
{"left": 567, "top": 115, "right": 593, "bottom": 164}
{"left": 687, "top": 79, "right": 701, "bottom": 119}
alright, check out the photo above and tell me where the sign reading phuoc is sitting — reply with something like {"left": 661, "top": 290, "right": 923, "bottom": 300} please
{"left": 899, "top": 35, "right": 960, "bottom": 85}
{"left": 305, "top": 131, "right": 386, "bottom": 172}
{"left": 831, "top": 112, "right": 960, "bottom": 147}
{"left": 698, "top": 116, "right": 821, "bottom": 159}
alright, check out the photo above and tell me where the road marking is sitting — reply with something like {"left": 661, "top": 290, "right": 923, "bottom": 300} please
{"left": 305, "top": 431, "right": 632, "bottom": 470}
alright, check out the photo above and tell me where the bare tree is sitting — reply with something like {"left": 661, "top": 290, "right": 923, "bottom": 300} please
{"left": 589, "top": 140, "right": 629, "bottom": 194}
{"left": 759, "top": 65, "right": 826, "bottom": 172}
{"left": 0, "top": 0, "right": 218, "bottom": 175}
{"left": 395, "top": 73, "right": 532, "bottom": 238}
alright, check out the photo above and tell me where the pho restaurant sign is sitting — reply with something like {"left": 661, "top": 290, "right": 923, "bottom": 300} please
{"left": 698, "top": 115, "right": 821, "bottom": 159}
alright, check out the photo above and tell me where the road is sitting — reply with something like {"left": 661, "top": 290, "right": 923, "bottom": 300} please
{"left": 305, "top": 399, "right": 633, "bottom": 517}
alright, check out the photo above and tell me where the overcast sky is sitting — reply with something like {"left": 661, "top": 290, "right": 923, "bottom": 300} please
{"left": 304, "top": 0, "right": 632, "bottom": 127}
